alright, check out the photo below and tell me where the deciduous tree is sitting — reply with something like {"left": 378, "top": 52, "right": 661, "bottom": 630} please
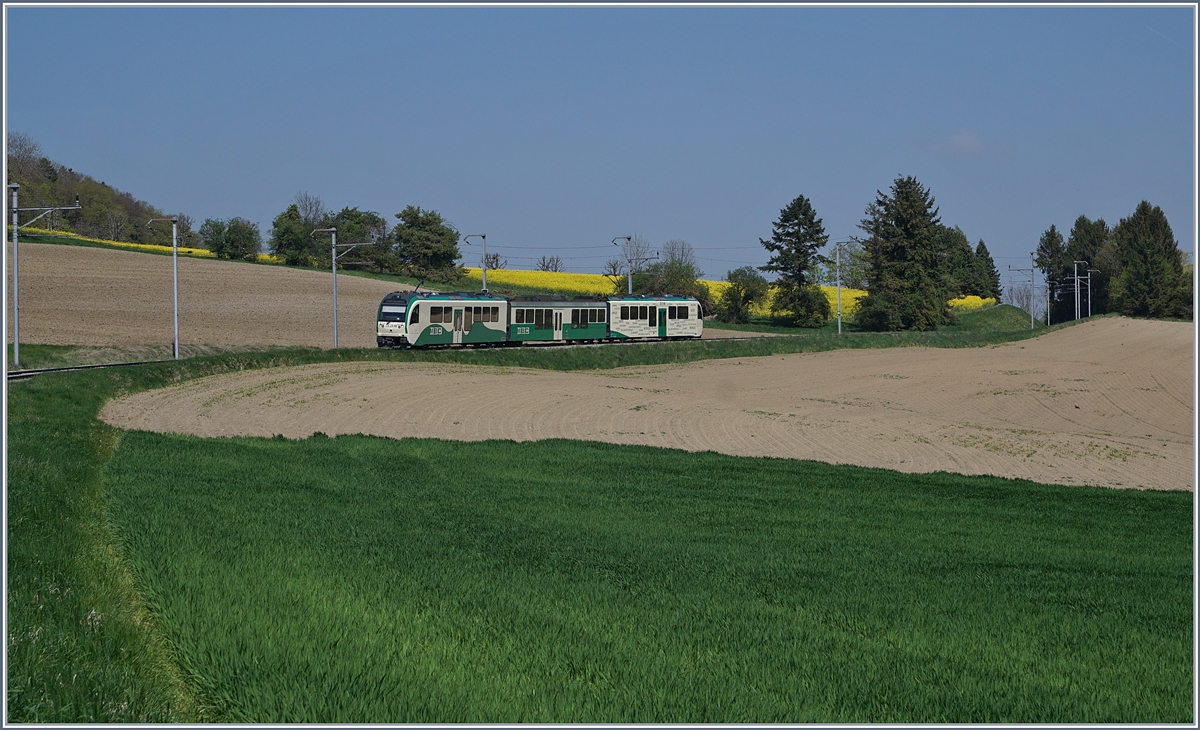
{"left": 225, "top": 217, "right": 262, "bottom": 261}
{"left": 269, "top": 204, "right": 311, "bottom": 266}
{"left": 202, "top": 217, "right": 261, "bottom": 261}
{"left": 392, "top": 205, "right": 461, "bottom": 279}
{"left": 537, "top": 255, "right": 565, "bottom": 272}
{"left": 717, "top": 266, "right": 768, "bottom": 323}
{"left": 633, "top": 239, "right": 713, "bottom": 313}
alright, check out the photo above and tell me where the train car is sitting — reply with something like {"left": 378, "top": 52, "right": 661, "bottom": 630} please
{"left": 377, "top": 291, "right": 702, "bottom": 348}
{"left": 508, "top": 296, "right": 609, "bottom": 344}
{"left": 377, "top": 291, "right": 508, "bottom": 347}
{"left": 608, "top": 295, "right": 703, "bottom": 340}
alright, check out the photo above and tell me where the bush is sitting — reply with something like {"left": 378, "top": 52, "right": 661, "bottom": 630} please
{"left": 772, "top": 283, "right": 831, "bottom": 327}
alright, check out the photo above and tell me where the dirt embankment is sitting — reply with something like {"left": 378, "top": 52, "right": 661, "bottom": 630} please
{"left": 100, "top": 317, "right": 1194, "bottom": 491}
{"left": 7, "top": 243, "right": 411, "bottom": 349}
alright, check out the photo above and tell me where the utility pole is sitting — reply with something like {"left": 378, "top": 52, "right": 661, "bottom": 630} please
{"left": 1073, "top": 260, "right": 1088, "bottom": 321}
{"left": 147, "top": 217, "right": 180, "bottom": 358}
{"left": 612, "top": 236, "right": 632, "bottom": 294}
{"left": 1087, "top": 269, "right": 1099, "bottom": 318}
{"left": 464, "top": 234, "right": 488, "bottom": 293}
{"left": 312, "top": 227, "right": 364, "bottom": 349}
{"left": 836, "top": 242, "right": 842, "bottom": 335}
{"left": 9, "top": 185, "right": 82, "bottom": 368}
{"left": 831, "top": 239, "right": 853, "bottom": 335}
{"left": 612, "top": 236, "right": 657, "bottom": 295}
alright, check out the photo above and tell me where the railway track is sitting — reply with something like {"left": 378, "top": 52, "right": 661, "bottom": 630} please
{"left": 5, "top": 335, "right": 772, "bottom": 382}
{"left": 6, "top": 359, "right": 175, "bottom": 382}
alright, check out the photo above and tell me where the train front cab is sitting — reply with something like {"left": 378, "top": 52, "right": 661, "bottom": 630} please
{"left": 384, "top": 293, "right": 507, "bottom": 347}
{"left": 376, "top": 292, "right": 414, "bottom": 347}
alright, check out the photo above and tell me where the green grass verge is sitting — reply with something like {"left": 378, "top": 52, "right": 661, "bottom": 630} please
{"left": 100, "top": 432, "right": 1192, "bottom": 722}
{"left": 705, "top": 303, "right": 1051, "bottom": 335}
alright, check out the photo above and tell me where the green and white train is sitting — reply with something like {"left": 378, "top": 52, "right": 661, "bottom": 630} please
{"left": 376, "top": 291, "right": 703, "bottom": 348}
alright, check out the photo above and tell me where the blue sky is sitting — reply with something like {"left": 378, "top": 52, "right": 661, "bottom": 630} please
{"left": 5, "top": 5, "right": 1195, "bottom": 287}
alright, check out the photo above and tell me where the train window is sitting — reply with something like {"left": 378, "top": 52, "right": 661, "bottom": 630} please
{"left": 598, "top": 309, "right": 606, "bottom": 323}
{"left": 544, "top": 309, "right": 552, "bottom": 329}
{"left": 668, "top": 306, "right": 676, "bottom": 320}
{"left": 571, "top": 309, "right": 579, "bottom": 326}
{"left": 515, "top": 309, "right": 525, "bottom": 324}
{"left": 620, "top": 306, "right": 629, "bottom": 320}
{"left": 649, "top": 307, "right": 657, "bottom": 327}
{"left": 589, "top": 308, "right": 597, "bottom": 323}
{"left": 639, "top": 306, "right": 648, "bottom": 320}
{"left": 491, "top": 306, "right": 499, "bottom": 321}
{"left": 535, "top": 309, "right": 544, "bottom": 328}
{"left": 430, "top": 306, "right": 442, "bottom": 323}
{"left": 679, "top": 306, "right": 689, "bottom": 320}
{"left": 410, "top": 304, "right": 420, "bottom": 324}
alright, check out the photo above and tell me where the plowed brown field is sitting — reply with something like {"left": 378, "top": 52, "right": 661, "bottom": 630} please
{"left": 6, "top": 242, "right": 755, "bottom": 349}
{"left": 101, "top": 317, "right": 1195, "bottom": 491}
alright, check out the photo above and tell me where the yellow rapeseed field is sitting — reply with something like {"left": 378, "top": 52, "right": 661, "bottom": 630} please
{"left": 704, "top": 280, "right": 869, "bottom": 317}
{"left": 947, "top": 295, "right": 997, "bottom": 311}
{"left": 463, "top": 267, "right": 616, "bottom": 295}
{"left": 464, "top": 267, "right": 874, "bottom": 316}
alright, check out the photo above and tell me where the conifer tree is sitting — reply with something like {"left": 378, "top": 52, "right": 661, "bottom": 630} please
{"left": 1066, "top": 215, "right": 1111, "bottom": 316}
{"left": 1111, "top": 201, "right": 1190, "bottom": 319}
{"left": 854, "top": 176, "right": 948, "bottom": 330}
{"left": 1035, "top": 224, "right": 1071, "bottom": 323}
{"left": 974, "top": 240, "right": 1002, "bottom": 300}
{"left": 759, "top": 194, "right": 831, "bottom": 326}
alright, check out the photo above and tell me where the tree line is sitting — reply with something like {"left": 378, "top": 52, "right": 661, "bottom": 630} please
{"left": 717, "top": 176, "right": 1003, "bottom": 329}
{"left": 1035, "top": 203, "right": 1191, "bottom": 322}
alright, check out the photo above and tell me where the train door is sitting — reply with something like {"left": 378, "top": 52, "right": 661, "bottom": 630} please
{"left": 553, "top": 310, "right": 563, "bottom": 340}
{"left": 658, "top": 307, "right": 667, "bottom": 338}
{"left": 463, "top": 306, "right": 475, "bottom": 341}
{"left": 453, "top": 308, "right": 464, "bottom": 344}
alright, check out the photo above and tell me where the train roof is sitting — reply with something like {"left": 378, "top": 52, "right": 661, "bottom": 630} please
{"left": 380, "top": 291, "right": 506, "bottom": 303}
{"left": 381, "top": 291, "right": 700, "bottom": 304}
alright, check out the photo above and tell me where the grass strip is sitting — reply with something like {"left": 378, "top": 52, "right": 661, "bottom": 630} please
{"left": 101, "top": 432, "right": 1193, "bottom": 723}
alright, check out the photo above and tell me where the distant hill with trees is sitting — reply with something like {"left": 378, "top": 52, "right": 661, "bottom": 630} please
{"left": 6, "top": 132, "right": 194, "bottom": 247}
